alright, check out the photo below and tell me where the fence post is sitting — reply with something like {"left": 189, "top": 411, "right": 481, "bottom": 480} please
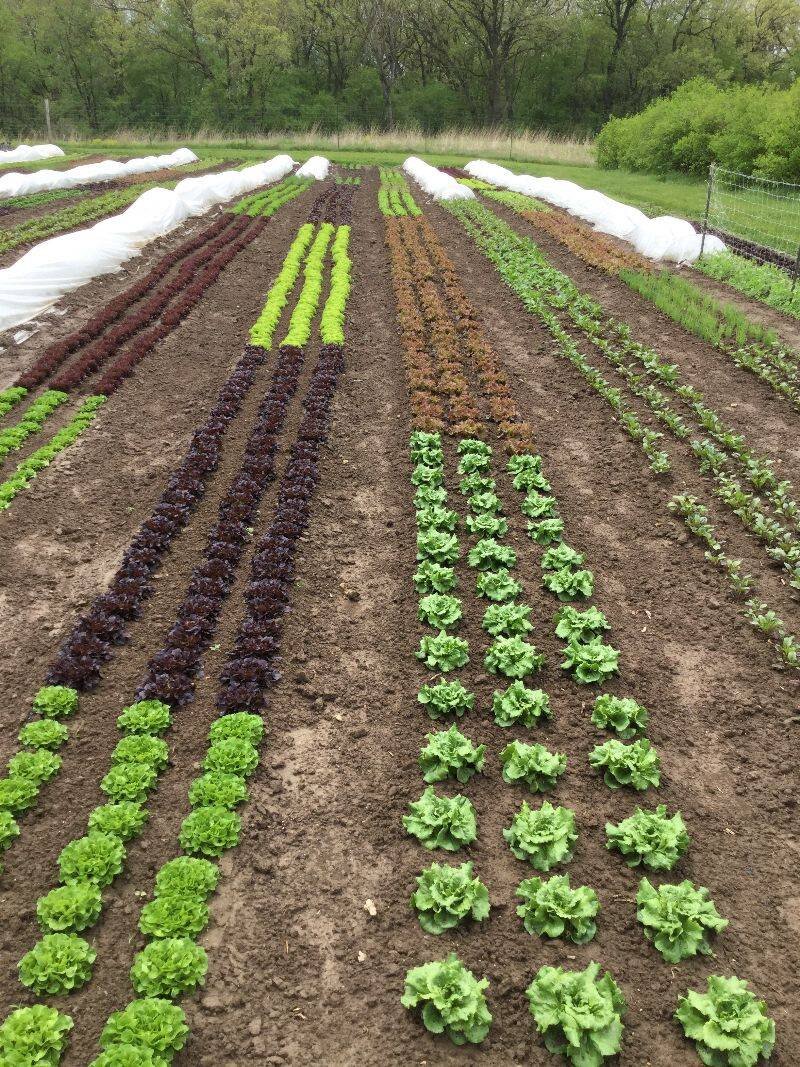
{"left": 509, "top": 128, "right": 514, "bottom": 160}
{"left": 44, "top": 97, "right": 52, "bottom": 139}
{"left": 700, "top": 163, "right": 714, "bottom": 259}
{"left": 791, "top": 243, "right": 800, "bottom": 299}
{"left": 336, "top": 101, "right": 340, "bottom": 150}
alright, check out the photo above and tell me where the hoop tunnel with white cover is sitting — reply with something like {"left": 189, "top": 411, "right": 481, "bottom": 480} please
{"left": 0, "top": 154, "right": 297, "bottom": 333}
{"left": 402, "top": 157, "right": 475, "bottom": 201}
{"left": 464, "top": 159, "right": 726, "bottom": 264}
{"left": 0, "top": 148, "right": 198, "bottom": 200}
{"left": 0, "top": 145, "right": 64, "bottom": 165}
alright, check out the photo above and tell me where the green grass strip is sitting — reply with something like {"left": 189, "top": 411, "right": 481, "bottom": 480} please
{"left": 281, "top": 223, "right": 334, "bottom": 348}
{"left": 0, "top": 396, "right": 105, "bottom": 511}
{"left": 0, "top": 386, "right": 28, "bottom": 421}
{"left": 249, "top": 223, "right": 316, "bottom": 349}
{"left": 320, "top": 226, "right": 351, "bottom": 345}
{"left": 695, "top": 251, "right": 800, "bottom": 321}
{"left": 0, "top": 390, "right": 68, "bottom": 461}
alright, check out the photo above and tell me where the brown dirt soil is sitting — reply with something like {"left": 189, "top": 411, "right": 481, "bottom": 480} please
{"left": 0, "top": 173, "right": 798, "bottom": 1067}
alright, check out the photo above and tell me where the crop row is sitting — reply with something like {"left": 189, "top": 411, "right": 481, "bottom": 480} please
{"left": 378, "top": 168, "right": 421, "bottom": 218}
{"left": 231, "top": 175, "right": 312, "bottom": 218}
{"left": 0, "top": 389, "right": 67, "bottom": 461}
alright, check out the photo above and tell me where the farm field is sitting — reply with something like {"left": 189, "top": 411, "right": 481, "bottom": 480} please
{"left": 0, "top": 156, "right": 796, "bottom": 1067}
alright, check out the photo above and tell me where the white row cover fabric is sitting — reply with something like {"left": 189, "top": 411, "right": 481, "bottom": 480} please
{"left": 296, "top": 155, "right": 331, "bottom": 180}
{"left": 0, "top": 144, "right": 64, "bottom": 165}
{"left": 403, "top": 157, "right": 475, "bottom": 201}
{"left": 0, "top": 154, "right": 296, "bottom": 333}
{"left": 464, "top": 160, "right": 726, "bottom": 264}
{"left": 0, "top": 147, "right": 199, "bottom": 201}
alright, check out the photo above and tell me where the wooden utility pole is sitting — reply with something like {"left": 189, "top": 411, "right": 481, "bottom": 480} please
{"left": 44, "top": 98, "right": 52, "bottom": 139}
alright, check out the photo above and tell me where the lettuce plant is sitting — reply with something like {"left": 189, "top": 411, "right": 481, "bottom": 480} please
{"left": 500, "top": 741, "right": 566, "bottom": 792}
{"left": 100, "top": 998, "right": 189, "bottom": 1059}
{"left": 416, "top": 633, "right": 469, "bottom": 672}
{"left": 465, "top": 512, "right": 508, "bottom": 537}
{"left": 101, "top": 763, "right": 157, "bottom": 803}
{"left": 476, "top": 568, "right": 521, "bottom": 602}
{"left": 0, "top": 1004, "right": 73, "bottom": 1067}
{"left": 543, "top": 566, "right": 594, "bottom": 601}
{"left": 526, "top": 962, "right": 625, "bottom": 1065}
{"left": 458, "top": 452, "right": 491, "bottom": 475}
{"left": 591, "top": 695, "right": 648, "bottom": 738}
{"left": 116, "top": 700, "right": 172, "bottom": 735}
{"left": 111, "top": 735, "right": 169, "bottom": 770}
{"left": 482, "top": 602, "right": 532, "bottom": 637}
{"left": 637, "top": 878, "right": 727, "bottom": 962}
{"left": 493, "top": 682, "right": 551, "bottom": 727}
{"left": 416, "top": 528, "right": 459, "bottom": 564}
{"left": 130, "top": 937, "right": 208, "bottom": 998}
{"left": 90, "top": 1044, "right": 165, "bottom": 1066}
{"left": 155, "top": 856, "right": 219, "bottom": 899}
{"left": 675, "top": 975, "right": 775, "bottom": 1067}
{"left": 37, "top": 882, "right": 103, "bottom": 933}
{"left": 189, "top": 771, "right": 248, "bottom": 809}
{"left": 606, "top": 805, "right": 689, "bottom": 871}
{"left": 419, "top": 725, "right": 485, "bottom": 784}
{"left": 562, "top": 637, "right": 620, "bottom": 684}
{"left": 418, "top": 594, "right": 462, "bottom": 630}
{"left": 461, "top": 474, "right": 495, "bottom": 496}
{"left": 468, "top": 538, "right": 517, "bottom": 570}
{"left": 590, "top": 739, "right": 661, "bottom": 790}
{"left": 411, "top": 861, "right": 490, "bottom": 934}
{"left": 485, "top": 636, "right": 545, "bottom": 679}
{"left": 58, "top": 832, "right": 125, "bottom": 887}
{"left": 459, "top": 438, "right": 492, "bottom": 457}
{"left": 468, "top": 490, "right": 502, "bottom": 513}
{"left": 410, "top": 430, "right": 442, "bottom": 462}
{"left": 18, "top": 719, "right": 69, "bottom": 750}
{"left": 403, "top": 787, "right": 477, "bottom": 851}
{"left": 416, "top": 504, "right": 458, "bottom": 531}
{"left": 7, "top": 749, "right": 61, "bottom": 784}
{"left": 411, "top": 463, "right": 443, "bottom": 488}
{"left": 417, "top": 680, "right": 475, "bottom": 719}
{"left": 516, "top": 874, "right": 599, "bottom": 943}
{"left": 414, "top": 484, "right": 447, "bottom": 509}
{"left": 513, "top": 468, "right": 551, "bottom": 492}
{"left": 402, "top": 954, "right": 491, "bottom": 1045}
{"left": 32, "top": 685, "right": 78, "bottom": 719}
{"left": 203, "top": 738, "right": 258, "bottom": 777}
{"left": 542, "top": 543, "right": 585, "bottom": 570}
{"left": 554, "top": 606, "right": 609, "bottom": 642}
{"left": 528, "top": 518, "right": 564, "bottom": 544}
{"left": 88, "top": 802, "right": 148, "bottom": 842}
{"left": 0, "top": 810, "right": 19, "bottom": 853}
{"left": 521, "top": 492, "right": 558, "bottom": 519}
{"left": 503, "top": 801, "right": 577, "bottom": 870}
{"left": 0, "top": 774, "right": 39, "bottom": 813}
{"left": 414, "top": 561, "right": 457, "bottom": 594}
{"left": 18, "top": 933, "right": 96, "bottom": 995}
{"left": 209, "top": 712, "right": 264, "bottom": 747}
{"left": 179, "top": 805, "right": 241, "bottom": 857}
{"left": 139, "top": 895, "right": 210, "bottom": 939}
{"left": 507, "top": 453, "right": 541, "bottom": 474}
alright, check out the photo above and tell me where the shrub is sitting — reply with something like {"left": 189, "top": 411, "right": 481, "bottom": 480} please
{"left": 554, "top": 606, "right": 609, "bottom": 643}
{"left": 416, "top": 633, "right": 469, "bottom": 672}
{"left": 606, "top": 805, "right": 689, "bottom": 870}
{"left": 637, "top": 878, "right": 727, "bottom": 961}
{"left": 503, "top": 801, "right": 577, "bottom": 870}
{"left": 155, "top": 857, "right": 219, "bottom": 899}
{"left": 101, "top": 763, "right": 157, "bottom": 803}
{"left": 402, "top": 954, "right": 491, "bottom": 1045}
{"left": 36, "top": 882, "right": 103, "bottom": 933}
{"left": 117, "top": 700, "right": 172, "bottom": 735}
{"left": 403, "top": 786, "right": 477, "bottom": 851}
{"left": 7, "top": 749, "right": 62, "bottom": 784}
{"left": 130, "top": 937, "right": 208, "bottom": 998}
{"left": 417, "top": 680, "right": 475, "bottom": 719}
{"left": 189, "top": 771, "right": 248, "bottom": 809}
{"left": 179, "top": 806, "right": 241, "bottom": 857}
{"left": 0, "top": 1004, "right": 73, "bottom": 1067}
{"left": 32, "top": 685, "right": 78, "bottom": 719}
{"left": 675, "top": 975, "right": 775, "bottom": 1067}
{"left": 0, "top": 774, "right": 39, "bottom": 813}
{"left": 19, "top": 719, "right": 69, "bottom": 750}
{"left": 590, "top": 739, "right": 661, "bottom": 790}
{"left": 413, "top": 561, "right": 457, "bottom": 594}
{"left": 485, "top": 636, "right": 545, "bottom": 679}
{"left": 591, "top": 695, "right": 648, "bottom": 738}
{"left": 209, "top": 712, "right": 264, "bottom": 747}
{"left": 516, "top": 874, "right": 599, "bottom": 943}
{"left": 562, "top": 637, "right": 620, "bottom": 684}
{"left": 18, "top": 933, "right": 96, "bottom": 995}
{"left": 139, "top": 895, "right": 210, "bottom": 939}
{"left": 482, "top": 602, "right": 532, "bottom": 637}
{"left": 543, "top": 566, "right": 594, "bottom": 600}
{"left": 87, "top": 802, "right": 148, "bottom": 842}
{"left": 419, "top": 725, "right": 485, "bottom": 784}
{"left": 100, "top": 999, "right": 189, "bottom": 1058}
{"left": 418, "top": 594, "right": 462, "bottom": 630}
{"left": 526, "top": 962, "right": 625, "bottom": 1065}
{"left": 500, "top": 741, "right": 566, "bottom": 792}
{"left": 411, "top": 861, "right": 490, "bottom": 934}
{"left": 111, "top": 735, "right": 169, "bottom": 770}
{"left": 476, "top": 568, "right": 521, "bottom": 602}
{"left": 203, "top": 738, "right": 258, "bottom": 777}
{"left": 59, "top": 832, "right": 125, "bottom": 887}
{"left": 493, "top": 682, "right": 552, "bottom": 727}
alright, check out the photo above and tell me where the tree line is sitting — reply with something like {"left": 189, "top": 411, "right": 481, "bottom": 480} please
{"left": 1, "top": 0, "right": 798, "bottom": 138}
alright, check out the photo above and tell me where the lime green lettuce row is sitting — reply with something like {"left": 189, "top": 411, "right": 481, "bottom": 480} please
{"left": 0, "top": 390, "right": 69, "bottom": 460}
{"left": 0, "top": 395, "right": 105, "bottom": 511}
{"left": 249, "top": 223, "right": 315, "bottom": 349}
{"left": 0, "top": 385, "right": 29, "bottom": 421}
{"left": 319, "top": 225, "right": 351, "bottom": 345}
{"left": 281, "top": 222, "right": 334, "bottom": 348}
